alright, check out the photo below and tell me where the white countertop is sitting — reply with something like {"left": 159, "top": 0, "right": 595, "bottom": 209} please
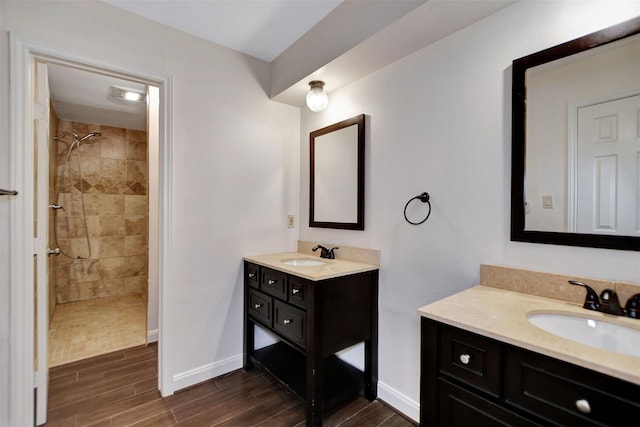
{"left": 243, "top": 252, "right": 379, "bottom": 281}
{"left": 418, "top": 285, "right": 640, "bottom": 385}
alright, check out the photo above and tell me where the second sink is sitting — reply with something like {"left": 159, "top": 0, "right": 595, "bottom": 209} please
{"left": 527, "top": 312, "right": 640, "bottom": 358}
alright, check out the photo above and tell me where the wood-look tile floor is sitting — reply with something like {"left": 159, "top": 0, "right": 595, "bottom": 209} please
{"left": 46, "top": 343, "right": 417, "bottom": 427}
{"left": 48, "top": 295, "right": 147, "bottom": 367}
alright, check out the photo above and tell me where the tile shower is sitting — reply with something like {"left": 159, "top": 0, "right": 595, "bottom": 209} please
{"left": 47, "top": 117, "right": 148, "bottom": 366}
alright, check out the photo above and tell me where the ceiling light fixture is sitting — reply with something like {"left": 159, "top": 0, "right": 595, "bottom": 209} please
{"left": 110, "top": 85, "right": 146, "bottom": 103}
{"left": 306, "top": 80, "right": 328, "bottom": 112}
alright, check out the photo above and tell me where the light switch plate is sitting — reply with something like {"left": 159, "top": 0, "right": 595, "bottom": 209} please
{"left": 287, "top": 215, "right": 295, "bottom": 228}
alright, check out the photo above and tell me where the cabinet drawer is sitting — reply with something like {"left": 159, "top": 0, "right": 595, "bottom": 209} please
{"left": 245, "top": 262, "right": 260, "bottom": 289}
{"left": 288, "top": 277, "right": 307, "bottom": 309}
{"left": 261, "top": 267, "right": 287, "bottom": 299}
{"left": 248, "top": 289, "right": 272, "bottom": 327}
{"left": 439, "top": 325, "right": 501, "bottom": 397}
{"left": 273, "top": 300, "right": 306, "bottom": 348}
{"left": 438, "top": 378, "right": 540, "bottom": 427}
{"left": 505, "top": 347, "right": 640, "bottom": 427}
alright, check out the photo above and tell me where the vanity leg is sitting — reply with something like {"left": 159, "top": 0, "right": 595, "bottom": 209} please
{"left": 243, "top": 318, "right": 255, "bottom": 371}
{"left": 364, "top": 274, "right": 379, "bottom": 400}
{"left": 306, "top": 356, "right": 324, "bottom": 427}
{"left": 364, "top": 337, "right": 378, "bottom": 400}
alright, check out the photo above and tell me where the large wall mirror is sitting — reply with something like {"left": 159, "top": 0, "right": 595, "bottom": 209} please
{"left": 310, "top": 114, "right": 365, "bottom": 230}
{"left": 511, "top": 16, "right": 640, "bottom": 251}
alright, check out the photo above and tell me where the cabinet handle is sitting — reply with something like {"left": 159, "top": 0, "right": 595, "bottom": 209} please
{"left": 575, "top": 399, "right": 591, "bottom": 414}
{"left": 459, "top": 354, "right": 471, "bottom": 365}
{"left": 268, "top": 279, "right": 276, "bottom": 285}
{"left": 291, "top": 288, "right": 300, "bottom": 295}
{"left": 248, "top": 273, "right": 255, "bottom": 279}
{"left": 283, "top": 319, "right": 292, "bottom": 325}
{"left": 253, "top": 303, "right": 263, "bottom": 309}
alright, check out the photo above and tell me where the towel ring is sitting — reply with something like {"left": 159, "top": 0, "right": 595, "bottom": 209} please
{"left": 404, "top": 192, "right": 431, "bottom": 225}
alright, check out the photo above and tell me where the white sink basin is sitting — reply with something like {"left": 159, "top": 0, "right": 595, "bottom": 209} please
{"left": 527, "top": 312, "right": 640, "bottom": 357}
{"left": 281, "top": 258, "right": 326, "bottom": 267}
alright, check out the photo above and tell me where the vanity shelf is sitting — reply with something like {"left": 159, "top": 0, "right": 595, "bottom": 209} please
{"left": 421, "top": 318, "right": 640, "bottom": 426}
{"left": 243, "top": 260, "right": 379, "bottom": 427}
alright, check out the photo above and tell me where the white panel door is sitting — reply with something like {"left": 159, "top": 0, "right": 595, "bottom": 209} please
{"left": 577, "top": 94, "right": 640, "bottom": 235}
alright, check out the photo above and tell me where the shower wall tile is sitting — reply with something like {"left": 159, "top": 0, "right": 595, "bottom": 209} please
{"left": 125, "top": 215, "right": 148, "bottom": 235}
{"left": 54, "top": 120, "right": 148, "bottom": 303}
{"left": 100, "top": 216, "right": 125, "bottom": 237}
{"left": 99, "top": 194, "right": 125, "bottom": 216}
{"left": 125, "top": 276, "right": 147, "bottom": 294}
{"left": 124, "top": 235, "right": 147, "bottom": 256}
{"left": 126, "top": 160, "right": 147, "bottom": 181}
{"left": 99, "top": 237, "right": 125, "bottom": 257}
{"left": 125, "top": 195, "right": 147, "bottom": 216}
{"left": 99, "top": 278, "right": 125, "bottom": 297}
{"left": 101, "top": 158, "right": 127, "bottom": 181}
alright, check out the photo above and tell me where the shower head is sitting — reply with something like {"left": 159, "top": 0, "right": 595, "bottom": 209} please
{"left": 79, "top": 132, "right": 101, "bottom": 142}
{"left": 54, "top": 131, "right": 79, "bottom": 142}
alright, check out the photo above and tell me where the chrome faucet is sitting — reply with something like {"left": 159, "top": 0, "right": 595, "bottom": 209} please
{"left": 569, "top": 280, "right": 637, "bottom": 318}
{"left": 312, "top": 245, "right": 338, "bottom": 259}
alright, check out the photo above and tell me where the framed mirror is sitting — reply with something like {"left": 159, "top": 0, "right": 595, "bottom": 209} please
{"left": 310, "top": 114, "right": 365, "bottom": 230}
{"left": 511, "top": 16, "right": 640, "bottom": 251}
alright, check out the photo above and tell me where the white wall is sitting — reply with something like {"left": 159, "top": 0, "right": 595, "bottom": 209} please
{"left": 299, "top": 0, "right": 640, "bottom": 419}
{"left": 0, "top": 0, "right": 299, "bottom": 408}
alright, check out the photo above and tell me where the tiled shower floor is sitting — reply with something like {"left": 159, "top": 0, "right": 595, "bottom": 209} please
{"left": 48, "top": 295, "right": 147, "bottom": 367}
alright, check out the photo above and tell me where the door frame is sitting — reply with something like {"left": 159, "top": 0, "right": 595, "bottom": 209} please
{"left": 9, "top": 33, "right": 175, "bottom": 426}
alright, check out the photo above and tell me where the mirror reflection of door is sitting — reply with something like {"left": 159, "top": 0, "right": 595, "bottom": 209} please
{"left": 575, "top": 94, "right": 640, "bottom": 235}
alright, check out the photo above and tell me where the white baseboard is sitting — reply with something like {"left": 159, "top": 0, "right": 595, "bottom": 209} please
{"left": 377, "top": 381, "right": 420, "bottom": 423}
{"left": 168, "top": 351, "right": 420, "bottom": 423}
{"left": 172, "top": 354, "right": 243, "bottom": 392}
{"left": 147, "top": 329, "right": 158, "bottom": 343}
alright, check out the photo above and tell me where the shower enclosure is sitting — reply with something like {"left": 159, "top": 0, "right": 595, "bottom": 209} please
{"left": 47, "top": 118, "right": 149, "bottom": 366}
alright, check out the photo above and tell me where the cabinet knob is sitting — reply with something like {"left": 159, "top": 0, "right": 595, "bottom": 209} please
{"left": 268, "top": 279, "right": 276, "bottom": 285}
{"left": 248, "top": 273, "right": 256, "bottom": 279}
{"left": 253, "top": 303, "right": 263, "bottom": 309}
{"left": 575, "top": 399, "right": 591, "bottom": 414}
{"left": 459, "top": 354, "right": 471, "bottom": 365}
{"left": 291, "top": 288, "right": 300, "bottom": 295}
{"left": 283, "top": 319, "right": 292, "bottom": 325}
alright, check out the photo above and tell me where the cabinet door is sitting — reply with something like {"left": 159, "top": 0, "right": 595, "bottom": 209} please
{"left": 439, "top": 379, "right": 540, "bottom": 427}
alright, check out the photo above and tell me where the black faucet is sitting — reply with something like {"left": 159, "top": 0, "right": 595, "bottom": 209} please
{"left": 312, "top": 245, "right": 338, "bottom": 259}
{"left": 569, "top": 280, "right": 635, "bottom": 318}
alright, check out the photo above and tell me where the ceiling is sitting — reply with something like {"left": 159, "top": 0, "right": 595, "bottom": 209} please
{"left": 102, "top": 0, "right": 344, "bottom": 63}
{"left": 48, "top": 0, "right": 516, "bottom": 130}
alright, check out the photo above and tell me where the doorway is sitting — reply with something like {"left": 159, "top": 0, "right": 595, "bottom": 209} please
{"left": 46, "top": 63, "right": 151, "bottom": 367}
{"left": 9, "top": 35, "right": 173, "bottom": 427}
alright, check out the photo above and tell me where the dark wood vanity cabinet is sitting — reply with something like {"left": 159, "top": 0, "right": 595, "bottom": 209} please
{"left": 243, "top": 261, "right": 379, "bottom": 427}
{"left": 421, "top": 317, "right": 640, "bottom": 426}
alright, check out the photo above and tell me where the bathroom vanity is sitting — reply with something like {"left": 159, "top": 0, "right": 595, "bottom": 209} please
{"left": 243, "top": 251, "right": 379, "bottom": 427}
{"left": 418, "top": 285, "right": 640, "bottom": 426}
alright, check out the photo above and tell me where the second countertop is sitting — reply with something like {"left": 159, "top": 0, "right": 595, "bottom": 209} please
{"left": 418, "top": 285, "right": 640, "bottom": 385}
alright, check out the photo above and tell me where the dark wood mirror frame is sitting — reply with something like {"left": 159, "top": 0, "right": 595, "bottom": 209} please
{"left": 310, "top": 114, "right": 365, "bottom": 230}
{"left": 511, "top": 16, "right": 640, "bottom": 251}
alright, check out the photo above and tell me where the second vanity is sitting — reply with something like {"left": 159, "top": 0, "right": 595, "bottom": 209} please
{"left": 243, "top": 246, "right": 379, "bottom": 427}
{"left": 418, "top": 267, "right": 640, "bottom": 426}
